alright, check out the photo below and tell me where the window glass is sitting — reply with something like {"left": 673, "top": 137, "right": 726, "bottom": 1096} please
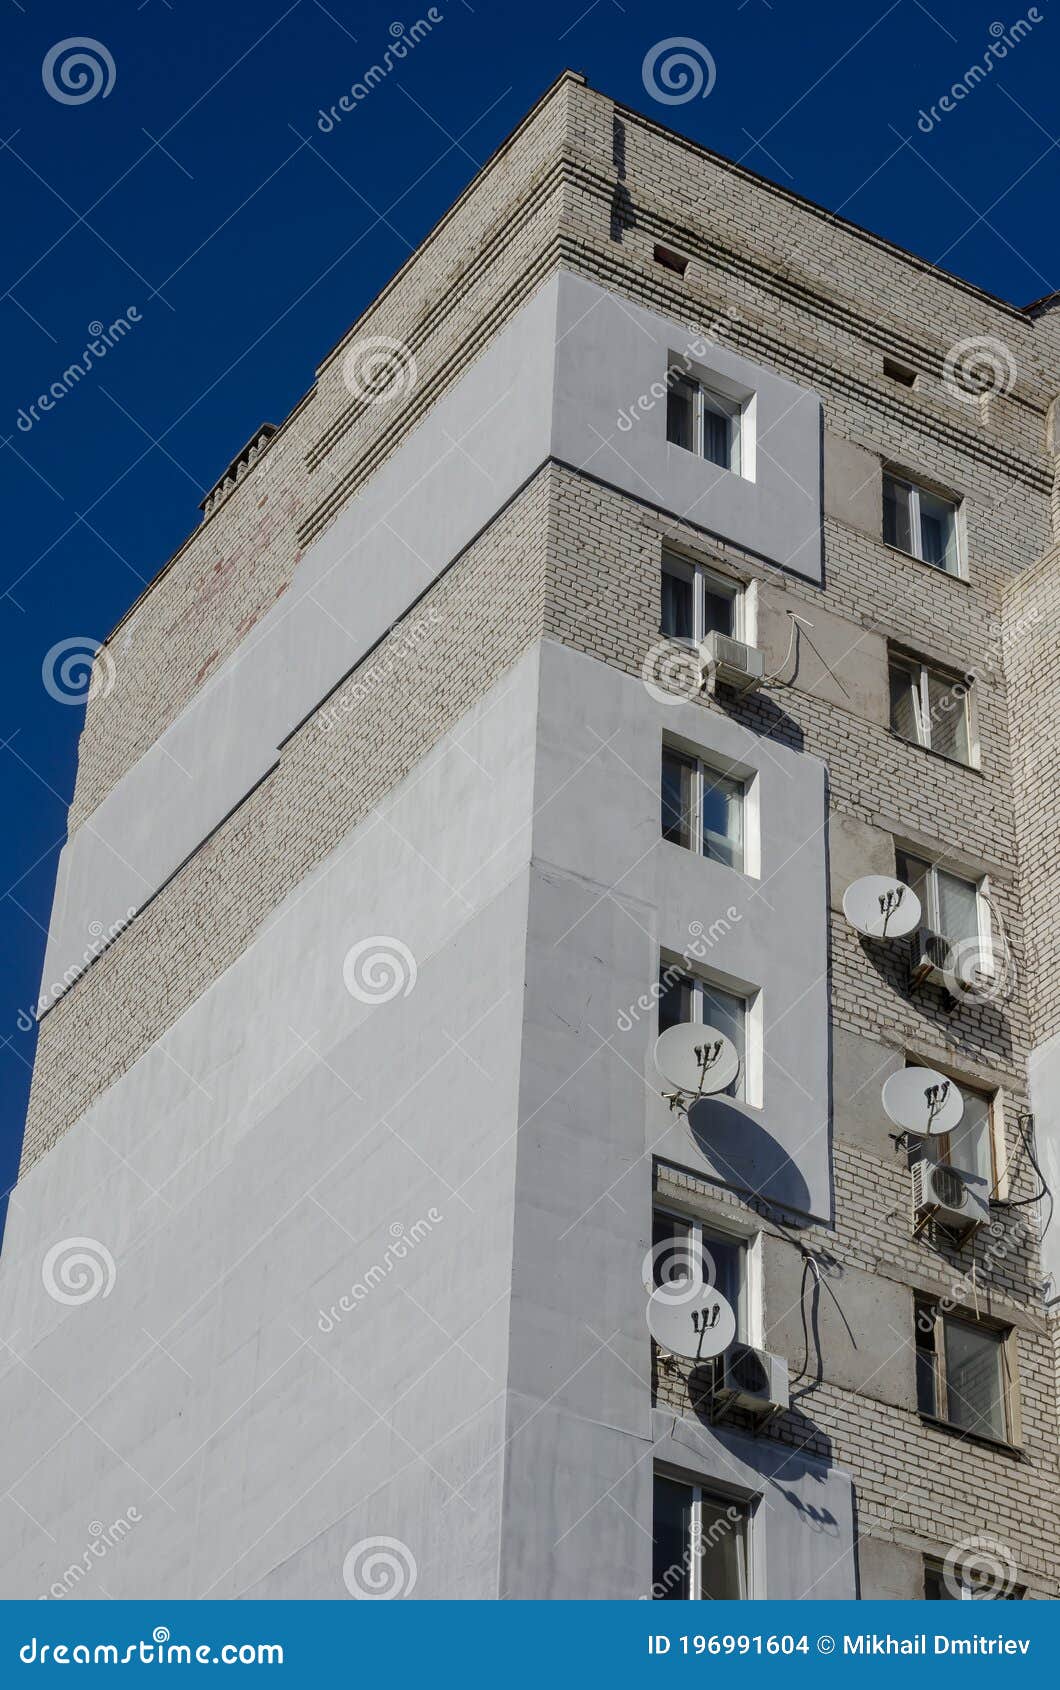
{"left": 896, "top": 851, "right": 931, "bottom": 924}
{"left": 652, "top": 1475, "right": 748, "bottom": 1601}
{"left": 915, "top": 1303, "right": 939, "bottom": 1418}
{"left": 702, "top": 583, "right": 736, "bottom": 638}
{"left": 936, "top": 868, "right": 979, "bottom": 945}
{"left": 661, "top": 562, "right": 694, "bottom": 641}
{"left": 701, "top": 768, "right": 743, "bottom": 870}
{"left": 667, "top": 376, "right": 696, "bottom": 452}
{"left": 944, "top": 1319, "right": 1006, "bottom": 1440}
{"left": 889, "top": 662, "right": 922, "bottom": 744}
{"left": 700, "top": 982, "right": 745, "bottom": 1099}
{"left": 661, "top": 748, "right": 695, "bottom": 849}
{"left": 699, "top": 1226, "right": 744, "bottom": 1336}
{"left": 944, "top": 1090, "right": 993, "bottom": 1185}
{"left": 883, "top": 475, "right": 913, "bottom": 554}
{"left": 658, "top": 967, "right": 694, "bottom": 1036}
{"left": 698, "top": 1492, "right": 747, "bottom": 1600}
{"left": 925, "top": 670, "right": 970, "bottom": 763}
{"left": 919, "top": 489, "right": 958, "bottom": 573}
{"left": 652, "top": 1476, "right": 693, "bottom": 1600}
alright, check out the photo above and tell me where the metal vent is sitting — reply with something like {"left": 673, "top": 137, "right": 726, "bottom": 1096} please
{"left": 712, "top": 634, "right": 750, "bottom": 672}
{"left": 931, "top": 1164, "right": 966, "bottom": 1211}
{"left": 726, "top": 1345, "right": 770, "bottom": 1396}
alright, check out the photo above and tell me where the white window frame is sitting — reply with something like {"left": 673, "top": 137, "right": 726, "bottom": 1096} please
{"left": 659, "top": 957, "right": 762, "bottom": 1107}
{"left": 661, "top": 742, "right": 749, "bottom": 874}
{"left": 889, "top": 653, "right": 979, "bottom": 767}
{"left": 667, "top": 368, "right": 756, "bottom": 482}
{"left": 652, "top": 1202, "right": 763, "bottom": 1347}
{"left": 653, "top": 1468, "right": 753, "bottom": 1601}
{"left": 896, "top": 849, "right": 991, "bottom": 953}
{"left": 661, "top": 551, "right": 753, "bottom": 645}
{"left": 883, "top": 471, "right": 963, "bottom": 576}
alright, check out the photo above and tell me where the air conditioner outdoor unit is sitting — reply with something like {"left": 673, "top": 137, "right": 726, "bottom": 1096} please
{"left": 699, "top": 632, "right": 765, "bottom": 695}
{"left": 911, "top": 1159, "right": 984, "bottom": 1235}
{"left": 910, "top": 925, "right": 949, "bottom": 989}
{"left": 715, "top": 1343, "right": 789, "bottom": 1419}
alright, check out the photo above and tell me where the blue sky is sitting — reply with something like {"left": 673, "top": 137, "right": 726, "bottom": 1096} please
{"left": 2, "top": 0, "right": 1058, "bottom": 1194}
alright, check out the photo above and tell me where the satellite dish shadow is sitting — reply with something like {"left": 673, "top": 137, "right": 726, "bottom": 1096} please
{"left": 857, "top": 936, "right": 1015, "bottom": 1065}
{"left": 687, "top": 1096, "right": 812, "bottom": 1217}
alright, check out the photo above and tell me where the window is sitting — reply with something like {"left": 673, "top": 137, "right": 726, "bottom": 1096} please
{"left": 658, "top": 964, "right": 747, "bottom": 1100}
{"left": 883, "top": 472, "right": 961, "bottom": 575}
{"left": 660, "top": 552, "right": 742, "bottom": 644}
{"left": 661, "top": 746, "right": 744, "bottom": 870}
{"left": 652, "top": 1472, "right": 749, "bottom": 1600}
{"left": 924, "top": 1558, "right": 1023, "bottom": 1600}
{"left": 915, "top": 1299, "right": 1013, "bottom": 1443}
{"left": 667, "top": 373, "right": 743, "bottom": 474}
{"left": 896, "top": 850, "right": 983, "bottom": 949}
{"left": 652, "top": 1207, "right": 748, "bottom": 1341}
{"left": 889, "top": 655, "right": 974, "bottom": 765}
{"left": 924, "top": 1078, "right": 997, "bottom": 1188}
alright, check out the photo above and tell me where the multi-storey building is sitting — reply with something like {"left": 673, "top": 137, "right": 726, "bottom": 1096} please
{"left": 2, "top": 70, "right": 1058, "bottom": 1601}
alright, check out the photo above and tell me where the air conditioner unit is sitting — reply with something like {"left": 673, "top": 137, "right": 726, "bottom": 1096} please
{"left": 911, "top": 1159, "right": 984, "bottom": 1235}
{"left": 715, "top": 1343, "right": 789, "bottom": 1419}
{"left": 910, "top": 926, "right": 949, "bottom": 989}
{"left": 699, "top": 632, "right": 765, "bottom": 695}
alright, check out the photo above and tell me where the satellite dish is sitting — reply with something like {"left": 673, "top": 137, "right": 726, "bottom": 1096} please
{"left": 646, "top": 1282, "right": 736, "bottom": 1360}
{"left": 653, "top": 1022, "right": 740, "bottom": 1097}
{"left": 882, "top": 1066, "right": 964, "bottom": 1137}
{"left": 842, "top": 875, "right": 921, "bottom": 939}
